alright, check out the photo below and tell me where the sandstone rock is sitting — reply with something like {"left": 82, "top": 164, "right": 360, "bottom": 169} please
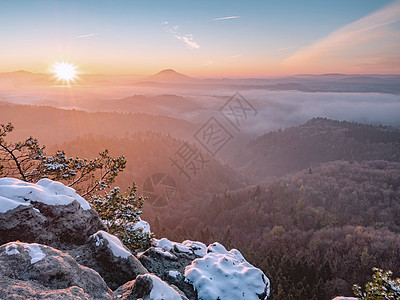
{"left": 0, "top": 242, "right": 114, "bottom": 300}
{"left": 185, "top": 242, "right": 270, "bottom": 300}
{"left": 66, "top": 231, "right": 148, "bottom": 290}
{"left": 0, "top": 178, "right": 107, "bottom": 248}
{"left": 114, "top": 274, "right": 188, "bottom": 300}
{"left": 139, "top": 239, "right": 271, "bottom": 300}
{"left": 138, "top": 239, "right": 206, "bottom": 299}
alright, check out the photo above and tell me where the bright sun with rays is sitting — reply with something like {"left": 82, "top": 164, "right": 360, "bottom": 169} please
{"left": 52, "top": 61, "right": 78, "bottom": 84}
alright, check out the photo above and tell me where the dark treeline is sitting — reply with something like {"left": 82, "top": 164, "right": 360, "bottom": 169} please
{"left": 235, "top": 117, "right": 400, "bottom": 180}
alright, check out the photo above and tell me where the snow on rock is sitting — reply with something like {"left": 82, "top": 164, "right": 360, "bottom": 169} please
{"left": 168, "top": 270, "right": 181, "bottom": 278}
{"left": 5, "top": 244, "right": 20, "bottom": 255}
{"left": 91, "top": 230, "right": 131, "bottom": 259}
{"left": 114, "top": 273, "right": 189, "bottom": 300}
{"left": 0, "top": 178, "right": 107, "bottom": 248}
{"left": 148, "top": 274, "right": 183, "bottom": 300}
{"left": 154, "top": 238, "right": 207, "bottom": 257}
{"left": 0, "top": 242, "right": 114, "bottom": 300}
{"left": 184, "top": 242, "right": 270, "bottom": 300}
{"left": 0, "top": 195, "right": 30, "bottom": 213}
{"left": 154, "top": 247, "right": 178, "bottom": 260}
{"left": 182, "top": 240, "right": 207, "bottom": 257}
{"left": 155, "top": 238, "right": 175, "bottom": 251}
{"left": 129, "top": 218, "right": 151, "bottom": 234}
{"left": 5, "top": 242, "right": 46, "bottom": 264}
{"left": 0, "top": 177, "right": 91, "bottom": 212}
{"left": 85, "top": 231, "right": 148, "bottom": 290}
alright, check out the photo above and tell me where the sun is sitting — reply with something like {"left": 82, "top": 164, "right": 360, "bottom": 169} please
{"left": 52, "top": 61, "right": 78, "bottom": 84}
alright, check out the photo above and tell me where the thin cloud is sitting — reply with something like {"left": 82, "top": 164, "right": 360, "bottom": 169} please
{"left": 162, "top": 21, "right": 169, "bottom": 25}
{"left": 277, "top": 46, "right": 297, "bottom": 51}
{"left": 165, "top": 25, "right": 200, "bottom": 49}
{"left": 78, "top": 33, "right": 100, "bottom": 38}
{"left": 212, "top": 16, "right": 240, "bottom": 21}
{"left": 226, "top": 54, "right": 242, "bottom": 59}
{"left": 283, "top": 1, "right": 400, "bottom": 73}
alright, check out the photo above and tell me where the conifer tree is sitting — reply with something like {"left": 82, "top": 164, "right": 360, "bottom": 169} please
{"left": 353, "top": 268, "right": 400, "bottom": 300}
{"left": 0, "top": 122, "right": 152, "bottom": 250}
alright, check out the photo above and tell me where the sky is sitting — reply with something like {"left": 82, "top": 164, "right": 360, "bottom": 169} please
{"left": 0, "top": 0, "right": 399, "bottom": 76}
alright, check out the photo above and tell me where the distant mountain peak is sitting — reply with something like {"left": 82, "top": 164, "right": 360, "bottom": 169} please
{"left": 158, "top": 69, "right": 177, "bottom": 73}
{"left": 146, "top": 69, "right": 194, "bottom": 82}
{"left": 15, "top": 70, "right": 31, "bottom": 73}
{"left": 9, "top": 70, "right": 35, "bottom": 76}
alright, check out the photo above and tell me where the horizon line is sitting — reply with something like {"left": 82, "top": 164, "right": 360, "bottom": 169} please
{"left": 2, "top": 69, "right": 400, "bottom": 79}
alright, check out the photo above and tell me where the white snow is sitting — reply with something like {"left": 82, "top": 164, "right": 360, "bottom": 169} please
{"left": 5, "top": 242, "right": 46, "bottom": 264}
{"left": 182, "top": 240, "right": 207, "bottom": 257}
{"left": 147, "top": 274, "right": 182, "bottom": 300}
{"left": 154, "top": 247, "right": 177, "bottom": 260}
{"left": 155, "top": 238, "right": 174, "bottom": 251}
{"left": 27, "top": 244, "right": 46, "bottom": 263}
{"left": 168, "top": 270, "right": 180, "bottom": 278}
{"left": 0, "top": 178, "right": 91, "bottom": 212}
{"left": 174, "top": 243, "right": 192, "bottom": 254}
{"left": 184, "top": 242, "right": 270, "bottom": 300}
{"left": 92, "top": 231, "right": 131, "bottom": 259}
{"left": 0, "top": 195, "right": 30, "bottom": 213}
{"left": 129, "top": 218, "right": 151, "bottom": 234}
{"left": 153, "top": 238, "right": 207, "bottom": 257}
{"left": 5, "top": 244, "right": 20, "bottom": 255}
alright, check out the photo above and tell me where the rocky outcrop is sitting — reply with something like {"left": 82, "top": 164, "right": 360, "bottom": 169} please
{"left": 185, "top": 242, "right": 270, "bottom": 300}
{"left": 0, "top": 242, "right": 113, "bottom": 300}
{"left": 139, "top": 238, "right": 270, "bottom": 300}
{"left": 65, "top": 231, "right": 148, "bottom": 290}
{"left": 0, "top": 178, "right": 148, "bottom": 291}
{"left": 138, "top": 238, "right": 204, "bottom": 299}
{"left": 0, "top": 178, "right": 271, "bottom": 299}
{"left": 114, "top": 274, "right": 189, "bottom": 300}
{"left": 0, "top": 178, "right": 107, "bottom": 248}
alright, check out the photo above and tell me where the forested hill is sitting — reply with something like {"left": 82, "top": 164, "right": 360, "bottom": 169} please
{"left": 0, "top": 102, "right": 195, "bottom": 145}
{"left": 178, "top": 160, "right": 400, "bottom": 299}
{"left": 233, "top": 117, "right": 400, "bottom": 179}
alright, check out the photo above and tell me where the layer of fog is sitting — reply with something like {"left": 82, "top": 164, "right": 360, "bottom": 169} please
{"left": 241, "top": 90, "right": 400, "bottom": 134}
{"left": 1, "top": 85, "right": 399, "bottom": 140}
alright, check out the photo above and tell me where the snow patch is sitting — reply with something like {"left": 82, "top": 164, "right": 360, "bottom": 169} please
{"left": 0, "top": 178, "right": 91, "bottom": 212}
{"left": 147, "top": 274, "right": 182, "bottom": 300}
{"left": 92, "top": 231, "right": 131, "bottom": 259}
{"left": 153, "top": 238, "right": 207, "bottom": 257}
{"left": 28, "top": 244, "right": 46, "bottom": 264}
{"left": 5, "top": 244, "right": 20, "bottom": 255}
{"left": 184, "top": 242, "right": 270, "bottom": 300}
{"left": 168, "top": 270, "right": 180, "bottom": 278}
{"left": 154, "top": 247, "right": 177, "bottom": 260}
{"left": 154, "top": 238, "right": 174, "bottom": 251}
{"left": 182, "top": 240, "right": 207, "bottom": 257}
{"left": 0, "top": 195, "right": 30, "bottom": 213}
{"left": 129, "top": 218, "right": 151, "bottom": 234}
{"left": 5, "top": 242, "right": 45, "bottom": 264}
